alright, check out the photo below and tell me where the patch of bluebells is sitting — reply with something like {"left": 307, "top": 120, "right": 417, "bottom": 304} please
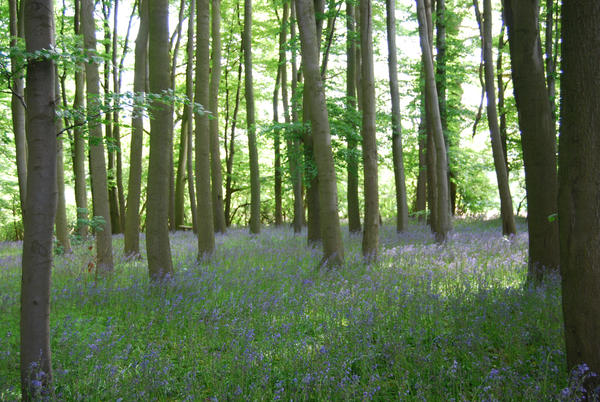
{"left": 0, "top": 220, "right": 574, "bottom": 399}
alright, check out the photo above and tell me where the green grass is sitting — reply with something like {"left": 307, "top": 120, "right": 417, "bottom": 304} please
{"left": 0, "top": 220, "right": 582, "bottom": 400}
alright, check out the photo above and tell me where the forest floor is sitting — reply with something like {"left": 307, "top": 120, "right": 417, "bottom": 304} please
{"left": 0, "top": 219, "right": 587, "bottom": 400}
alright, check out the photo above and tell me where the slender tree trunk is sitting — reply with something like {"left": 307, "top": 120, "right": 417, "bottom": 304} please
{"left": 386, "top": 0, "right": 408, "bottom": 232}
{"left": 196, "top": 0, "right": 216, "bottom": 253}
{"left": 54, "top": 79, "right": 71, "bottom": 254}
{"left": 147, "top": 0, "right": 174, "bottom": 279}
{"left": 289, "top": 0, "right": 304, "bottom": 232}
{"left": 558, "top": 0, "right": 600, "bottom": 388}
{"left": 82, "top": 0, "right": 114, "bottom": 273}
{"left": 225, "top": 58, "right": 242, "bottom": 227}
{"left": 295, "top": 0, "right": 344, "bottom": 267}
{"left": 183, "top": 0, "right": 197, "bottom": 232}
{"left": 9, "top": 0, "right": 27, "bottom": 216}
{"left": 416, "top": 0, "right": 451, "bottom": 243}
{"left": 544, "top": 0, "right": 556, "bottom": 119}
{"left": 72, "top": 0, "right": 88, "bottom": 238}
{"left": 360, "top": 0, "right": 379, "bottom": 259}
{"left": 480, "top": 0, "right": 516, "bottom": 236}
{"left": 124, "top": 0, "right": 148, "bottom": 256}
{"left": 20, "top": 0, "right": 56, "bottom": 395}
{"left": 273, "top": 68, "right": 283, "bottom": 226}
{"left": 303, "top": 87, "right": 321, "bottom": 245}
{"left": 414, "top": 119, "right": 427, "bottom": 220}
{"left": 497, "top": 20, "right": 508, "bottom": 172}
{"left": 346, "top": 0, "right": 361, "bottom": 233}
{"left": 504, "top": 0, "right": 558, "bottom": 282}
{"left": 423, "top": 0, "right": 437, "bottom": 231}
{"left": 209, "top": 0, "right": 227, "bottom": 233}
{"left": 244, "top": 0, "right": 261, "bottom": 234}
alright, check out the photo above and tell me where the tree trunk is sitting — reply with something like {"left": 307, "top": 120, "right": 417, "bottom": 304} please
{"left": 414, "top": 119, "right": 427, "bottom": 220}
{"left": 558, "top": 0, "right": 600, "bottom": 388}
{"left": 303, "top": 86, "right": 321, "bottom": 245}
{"left": 416, "top": 0, "right": 451, "bottom": 243}
{"left": 544, "top": 0, "right": 556, "bottom": 120}
{"left": 346, "top": 0, "right": 361, "bottom": 233}
{"left": 504, "top": 1, "right": 559, "bottom": 282}
{"left": 386, "top": 0, "right": 408, "bottom": 232}
{"left": 480, "top": 0, "right": 516, "bottom": 236}
{"left": 244, "top": 0, "right": 261, "bottom": 234}
{"left": 423, "top": 0, "right": 437, "bottom": 231}
{"left": 124, "top": 0, "right": 148, "bottom": 256}
{"left": 147, "top": 0, "right": 174, "bottom": 279}
{"left": 497, "top": 20, "right": 509, "bottom": 172}
{"left": 9, "top": 0, "right": 27, "bottom": 217}
{"left": 360, "top": 0, "right": 379, "bottom": 259}
{"left": 196, "top": 0, "right": 216, "bottom": 253}
{"left": 54, "top": 80, "right": 71, "bottom": 254}
{"left": 82, "top": 0, "right": 114, "bottom": 273}
{"left": 273, "top": 68, "right": 283, "bottom": 226}
{"left": 295, "top": 0, "right": 344, "bottom": 267}
{"left": 186, "top": 0, "right": 198, "bottom": 232}
{"left": 225, "top": 57, "right": 242, "bottom": 227}
{"left": 209, "top": 0, "right": 227, "bottom": 233}
{"left": 289, "top": 0, "right": 304, "bottom": 233}
{"left": 20, "top": 0, "right": 56, "bottom": 396}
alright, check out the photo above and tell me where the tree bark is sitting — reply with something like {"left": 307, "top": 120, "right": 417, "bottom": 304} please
{"left": 558, "top": 0, "right": 600, "bottom": 387}
{"left": 224, "top": 56, "right": 242, "bottom": 227}
{"left": 209, "top": 0, "right": 227, "bottom": 233}
{"left": 273, "top": 67, "right": 283, "bottom": 226}
{"left": 504, "top": 0, "right": 559, "bottom": 282}
{"left": 54, "top": 80, "right": 71, "bottom": 254}
{"left": 124, "top": 0, "right": 148, "bottom": 256}
{"left": 295, "top": 0, "right": 344, "bottom": 267}
{"left": 544, "top": 0, "right": 556, "bottom": 119}
{"left": 414, "top": 119, "right": 427, "bottom": 220}
{"left": 497, "top": 20, "right": 508, "bottom": 172}
{"left": 346, "top": 0, "right": 361, "bottom": 233}
{"left": 244, "top": 0, "right": 261, "bottom": 234}
{"left": 360, "top": 0, "right": 379, "bottom": 259}
{"left": 20, "top": 0, "right": 56, "bottom": 395}
{"left": 416, "top": 0, "right": 451, "bottom": 243}
{"left": 386, "top": 0, "right": 408, "bottom": 232}
{"left": 147, "top": 0, "right": 174, "bottom": 279}
{"left": 480, "top": 0, "right": 516, "bottom": 236}
{"left": 196, "top": 0, "right": 216, "bottom": 253}
{"left": 82, "top": 0, "right": 114, "bottom": 273}
{"left": 9, "top": 0, "right": 27, "bottom": 217}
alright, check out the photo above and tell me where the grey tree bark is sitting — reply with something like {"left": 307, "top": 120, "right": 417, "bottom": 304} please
{"left": 146, "top": 0, "right": 174, "bottom": 279}
{"left": 416, "top": 0, "right": 451, "bottom": 243}
{"left": 480, "top": 0, "right": 516, "bottom": 236}
{"left": 346, "top": 0, "right": 361, "bottom": 234}
{"left": 124, "top": 0, "right": 148, "bottom": 256}
{"left": 360, "top": 0, "right": 379, "bottom": 259}
{"left": 196, "top": 0, "right": 216, "bottom": 254}
{"left": 82, "top": 0, "right": 114, "bottom": 273}
{"left": 244, "top": 0, "right": 261, "bottom": 234}
{"left": 20, "top": 0, "right": 56, "bottom": 395}
{"left": 386, "top": 0, "right": 408, "bottom": 232}
{"left": 273, "top": 69, "right": 283, "bottom": 226}
{"left": 558, "top": 0, "right": 600, "bottom": 387}
{"left": 209, "top": 0, "right": 227, "bottom": 233}
{"left": 504, "top": 0, "right": 559, "bottom": 282}
{"left": 295, "top": 0, "right": 344, "bottom": 267}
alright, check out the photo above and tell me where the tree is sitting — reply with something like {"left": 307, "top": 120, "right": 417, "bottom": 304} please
{"left": 504, "top": 0, "right": 559, "bottom": 282}
{"left": 346, "top": 0, "right": 361, "bottom": 233}
{"left": 82, "top": 0, "right": 114, "bottom": 273}
{"left": 20, "top": 0, "right": 56, "bottom": 396}
{"left": 476, "top": 0, "right": 516, "bottom": 236}
{"left": 210, "top": 0, "right": 227, "bottom": 233}
{"left": 416, "top": 0, "right": 451, "bottom": 243}
{"left": 146, "top": 0, "right": 174, "bottom": 279}
{"left": 196, "top": 0, "right": 216, "bottom": 254}
{"left": 124, "top": 0, "right": 148, "bottom": 256}
{"left": 386, "top": 0, "right": 408, "bottom": 232}
{"left": 54, "top": 78, "right": 71, "bottom": 254}
{"left": 295, "top": 0, "right": 344, "bottom": 267}
{"left": 558, "top": 0, "right": 600, "bottom": 385}
{"left": 360, "top": 0, "right": 379, "bottom": 259}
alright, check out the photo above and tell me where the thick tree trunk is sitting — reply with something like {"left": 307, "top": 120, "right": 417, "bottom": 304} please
{"left": 289, "top": 0, "right": 304, "bottom": 232}
{"left": 196, "top": 0, "right": 216, "bottom": 253}
{"left": 244, "top": 0, "right": 261, "bottom": 234}
{"left": 124, "top": 0, "right": 148, "bottom": 256}
{"left": 360, "top": 0, "right": 379, "bottom": 259}
{"left": 386, "top": 0, "right": 408, "bottom": 232}
{"left": 504, "top": 0, "right": 559, "bottom": 282}
{"left": 82, "top": 0, "right": 114, "bottom": 273}
{"left": 346, "top": 0, "right": 361, "bottom": 233}
{"left": 209, "top": 0, "right": 227, "bottom": 233}
{"left": 544, "top": 0, "right": 556, "bottom": 120}
{"left": 295, "top": 0, "right": 344, "bottom": 267}
{"left": 20, "top": 1, "right": 56, "bottom": 396}
{"left": 417, "top": 0, "right": 451, "bottom": 243}
{"left": 558, "top": 0, "right": 600, "bottom": 387}
{"left": 147, "top": 0, "right": 174, "bottom": 279}
{"left": 9, "top": 0, "right": 27, "bottom": 216}
{"left": 303, "top": 88, "right": 321, "bottom": 245}
{"left": 480, "top": 0, "right": 516, "bottom": 236}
